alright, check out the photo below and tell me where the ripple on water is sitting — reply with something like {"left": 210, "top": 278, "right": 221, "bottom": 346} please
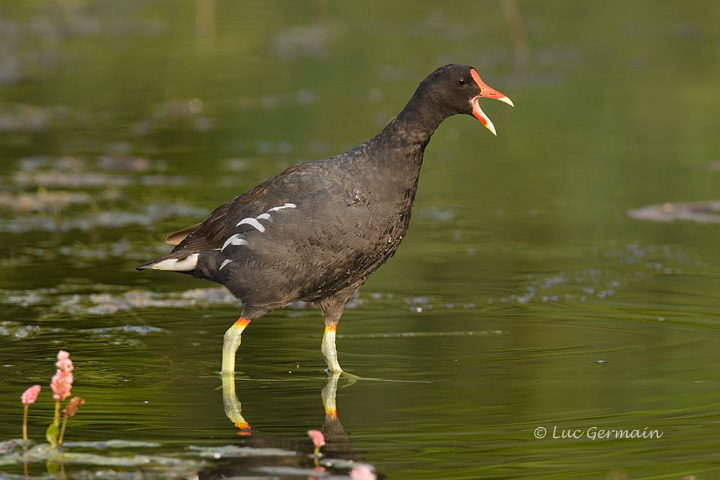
{"left": 0, "top": 242, "right": 705, "bottom": 322}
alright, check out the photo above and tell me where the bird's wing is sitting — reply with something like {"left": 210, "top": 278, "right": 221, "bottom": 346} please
{"left": 168, "top": 163, "right": 324, "bottom": 255}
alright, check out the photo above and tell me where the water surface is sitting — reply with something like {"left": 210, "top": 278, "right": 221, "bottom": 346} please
{"left": 1, "top": 1, "right": 719, "bottom": 479}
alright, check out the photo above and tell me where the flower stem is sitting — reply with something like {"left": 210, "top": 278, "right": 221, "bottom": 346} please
{"left": 22, "top": 405, "right": 29, "bottom": 445}
{"left": 58, "top": 413, "right": 68, "bottom": 448}
{"left": 53, "top": 401, "right": 61, "bottom": 427}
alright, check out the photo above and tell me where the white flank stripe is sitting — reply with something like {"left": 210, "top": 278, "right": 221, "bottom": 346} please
{"left": 269, "top": 202, "right": 297, "bottom": 212}
{"left": 236, "top": 217, "right": 265, "bottom": 232}
{"left": 219, "top": 259, "right": 233, "bottom": 270}
{"left": 222, "top": 234, "right": 249, "bottom": 251}
{"left": 150, "top": 253, "right": 199, "bottom": 271}
{"left": 257, "top": 213, "right": 272, "bottom": 221}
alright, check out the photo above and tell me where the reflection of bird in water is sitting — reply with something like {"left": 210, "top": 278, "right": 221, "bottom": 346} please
{"left": 137, "top": 64, "right": 513, "bottom": 376}
{"left": 196, "top": 374, "right": 380, "bottom": 479}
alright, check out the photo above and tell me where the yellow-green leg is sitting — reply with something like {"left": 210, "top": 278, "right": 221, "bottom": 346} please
{"left": 321, "top": 322, "right": 343, "bottom": 374}
{"left": 322, "top": 371, "right": 340, "bottom": 419}
{"left": 221, "top": 372, "right": 251, "bottom": 435}
{"left": 222, "top": 318, "right": 250, "bottom": 375}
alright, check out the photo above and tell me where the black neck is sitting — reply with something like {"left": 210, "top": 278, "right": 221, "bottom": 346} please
{"left": 367, "top": 88, "right": 454, "bottom": 170}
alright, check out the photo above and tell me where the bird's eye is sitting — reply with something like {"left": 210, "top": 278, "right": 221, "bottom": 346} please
{"left": 458, "top": 77, "right": 468, "bottom": 86}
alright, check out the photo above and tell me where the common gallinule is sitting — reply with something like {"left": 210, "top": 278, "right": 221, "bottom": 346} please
{"left": 137, "top": 64, "right": 513, "bottom": 375}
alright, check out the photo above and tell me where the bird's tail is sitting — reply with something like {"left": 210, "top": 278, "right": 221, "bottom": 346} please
{"left": 135, "top": 252, "right": 199, "bottom": 272}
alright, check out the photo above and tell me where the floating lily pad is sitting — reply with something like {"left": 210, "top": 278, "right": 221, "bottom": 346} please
{"left": 0, "top": 321, "right": 42, "bottom": 339}
{"left": 188, "top": 445, "right": 296, "bottom": 459}
{"left": 627, "top": 201, "right": 720, "bottom": 223}
{"left": 253, "top": 465, "right": 328, "bottom": 476}
{"left": 0, "top": 203, "right": 207, "bottom": 233}
{"left": 0, "top": 190, "right": 96, "bottom": 213}
{"left": 0, "top": 442, "right": 202, "bottom": 470}
{"left": 62, "top": 440, "right": 162, "bottom": 449}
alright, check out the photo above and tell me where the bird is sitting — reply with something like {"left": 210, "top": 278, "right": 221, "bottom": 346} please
{"left": 136, "top": 64, "right": 513, "bottom": 376}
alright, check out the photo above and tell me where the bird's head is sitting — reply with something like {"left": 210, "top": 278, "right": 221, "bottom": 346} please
{"left": 421, "top": 64, "right": 514, "bottom": 135}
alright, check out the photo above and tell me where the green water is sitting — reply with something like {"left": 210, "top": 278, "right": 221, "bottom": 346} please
{"left": 1, "top": 1, "right": 719, "bottom": 479}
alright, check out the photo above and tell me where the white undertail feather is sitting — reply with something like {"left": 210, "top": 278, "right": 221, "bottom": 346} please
{"left": 149, "top": 253, "right": 199, "bottom": 271}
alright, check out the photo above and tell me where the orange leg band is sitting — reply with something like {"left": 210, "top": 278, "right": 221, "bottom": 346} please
{"left": 235, "top": 317, "right": 251, "bottom": 328}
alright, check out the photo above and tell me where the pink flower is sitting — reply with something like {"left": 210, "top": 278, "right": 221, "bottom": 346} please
{"left": 307, "top": 429, "right": 325, "bottom": 448}
{"left": 21, "top": 385, "right": 41, "bottom": 405}
{"left": 56, "top": 350, "right": 74, "bottom": 374}
{"left": 51, "top": 351, "right": 74, "bottom": 402}
{"left": 51, "top": 370, "right": 73, "bottom": 401}
{"left": 350, "top": 464, "right": 376, "bottom": 480}
{"left": 64, "top": 397, "right": 85, "bottom": 418}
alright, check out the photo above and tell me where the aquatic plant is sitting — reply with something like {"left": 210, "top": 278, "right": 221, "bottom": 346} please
{"left": 307, "top": 429, "right": 325, "bottom": 457}
{"left": 58, "top": 397, "right": 85, "bottom": 448}
{"left": 20, "top": 385, "right": 41, "bottom": 445}
{"left": 18, "top": 350, "right": 84, "bottom": 449}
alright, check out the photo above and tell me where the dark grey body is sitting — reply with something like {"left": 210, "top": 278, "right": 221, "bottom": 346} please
{"left": 138, "top": 64, "right": 491, "bottom": 328}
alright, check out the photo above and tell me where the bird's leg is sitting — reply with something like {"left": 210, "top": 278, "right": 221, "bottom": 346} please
{"left": 319, "top": 289, "right": 359, "bottom": 375}
{"left": 321, "top": 321, "right": 343, "bottom": 374}
{"left": 221, "top": 372, "right": 251, "bottom": 435}
{"left": 321, "top": 371, "right": 341, "bottom": 419}
{"left": 222, "top": 317, "right": 250, "bottom": 375}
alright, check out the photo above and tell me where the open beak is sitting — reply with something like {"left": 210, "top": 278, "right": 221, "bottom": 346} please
{"left": 470, "top": 69, "right": 514, "bottom": 136}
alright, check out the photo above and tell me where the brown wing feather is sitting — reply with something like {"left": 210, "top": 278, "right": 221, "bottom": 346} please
{"left": 137, "top": 164, "right": 308, "bottom": 271}
{"left": 165, "top": 223, "right": 201, "bottom": 245}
